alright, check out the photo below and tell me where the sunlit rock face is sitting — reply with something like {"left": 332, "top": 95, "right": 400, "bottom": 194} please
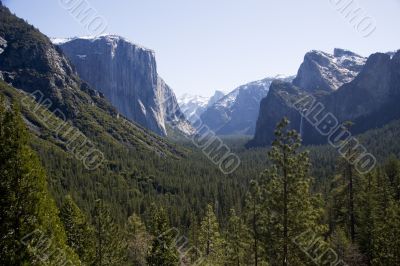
{"left": 248, "top": 50, "right": 400, "bottom": 147}
{"left": 56, "top": 35, "right": 193, "bottom": 136}
{"left": 293, "top": 48, "right": 366, "bottom": 92}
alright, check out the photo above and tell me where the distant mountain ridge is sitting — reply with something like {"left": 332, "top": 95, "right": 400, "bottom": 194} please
{"left": 54, "top": 35, "right": 193, "bottom": 136}
{"left": 200, "top": 75, "right": 294, "bottom": 135}
{"left": 248, "top": 49, "right": 400, "bottom": 147}
{"left": 178, "top": 90, "right": 225, "bottom": 124}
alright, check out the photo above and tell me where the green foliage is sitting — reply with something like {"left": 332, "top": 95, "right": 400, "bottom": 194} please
{"left": 243, "top": 180, "right": 265, "bottom": 265}
{"left": 198, "top": 204, "right": 224, "bottom": 265}
{"left": 260, "top": 118, "right": 326, "bottom": 265}
{"left": 146, "top": 204, "right": 179, "bottom": 266}
{"left": 93, "top": 199, "right": 127, "bottom": 266}
{"left": 60, "top": 195, "right": 96, "bottom": 265}
{"left": 2, "top": 3, "right": 400, "bottom": 264}
{"left": 224, "top": 209, "right": 248, "bottom": 265}
{"left": 126, "top": 214, "right": 151, "bottom": 266}
{"left": 0, "top": 99, "right": 80, "bottom": 265}
{"left": 327, "top": 155, "right": 400, "bottom": 265}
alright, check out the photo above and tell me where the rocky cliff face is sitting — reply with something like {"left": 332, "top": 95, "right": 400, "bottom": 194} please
{"left": 200, "top": 75, "right": 293, "bottom": 135}
{"left": 293, "top": 48, "right": 366, "bottom": 92}
{"left": 156, "top": 77, "right": 194, "bottom": 135}
{"left": 247, "top": 81, "right": 304, "bottom": 146}
{"left": 248, "top": 50, "right": 400, "bottom": 147}
{"left": 56, "top": 35, "right": 192, "bottom": 136}
{"left": 0, "top": 4, "right": 180, "bottom": 156}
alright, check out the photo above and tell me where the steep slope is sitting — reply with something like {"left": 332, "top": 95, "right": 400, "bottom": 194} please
{"left": 0, "top": 4, "right": 251, "bottom": 232}
{"left": 293, "top": 48, "right": 366, "bottom": 92}
{"left": 248, "top": 50, "right": 400, "bottom": 147}
{"left": 0, "top": 4, "right": 182, "bottom": 158}
{"left": 55, "top": 35, "right": 192, "bottom": 136}
{"left": 200, "top": 75, "right": 293, "bottom": 135}
{"left": 178, "top": 90, "right": 225, "bottom": 124}
{"left": 247, "top": 81, "right": 305, "bottom": 146}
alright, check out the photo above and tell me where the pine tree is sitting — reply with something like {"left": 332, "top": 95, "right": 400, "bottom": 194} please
{"left": 146, "top": 204, "right": 179, "bottom": 266}
{"left": 224, "top": 209, "right": 248, "bottom": 266}
{"left": 126, "top": 213, "right": 151, "bottom": 266}
{"left": 60, "top": 195, "right": 96, "bottom": 264}
{"left": 329, "top": 228, "right": 365, "bottom": 265}
{"left": 188, "top": 213, "right": 202, "bottom": 264}
{"left": 93, "top": 199, "right": 127, "bottom": 266}
{"left": 358, "top": 165, "right": 400, "bottom": 265}
{"left": 198, "top": 204, "right": 223, "bottom": 265}
{"left": 244, "top": 180, "right": 265, "bottom": 266}
{"left": 0, "top": 99, "right": 80, "bottom": 265}
{"left": 384, "top": 155, "right": 400, "bottom": 200}
{"left": 261, "top": 118, "right": 326, "bottom": 265}
{"left": 355, "top": 170, "right": 380, "bottom": 265}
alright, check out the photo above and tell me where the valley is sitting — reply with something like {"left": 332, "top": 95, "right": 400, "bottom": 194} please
{"left": 0, "top": 1, "right": 400, "bottom": 265}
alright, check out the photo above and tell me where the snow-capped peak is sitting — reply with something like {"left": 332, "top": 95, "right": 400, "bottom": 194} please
{"left": 294, "top": 48, "right": 367, "bottom": 91}
{"left": 213, "top": 75, "right": 294, "bottom": 109}
{"left": 178, "top": 94, "right": 209, "bottom": 107}
{"left": 178, "top": 91, "right": 225, "bottom": 124}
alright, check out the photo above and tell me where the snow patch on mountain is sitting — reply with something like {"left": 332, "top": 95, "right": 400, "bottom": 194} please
{"left": 178, "top": 91, "right": 225, "bottom": 124}
{"left": 214, "top": 75, "right": 293, "bottom": 110}
{"left": 293, "top": 48, "right": 367, "bottom": 91}
{"left": 0, "top": 36, "right": 7, "bottom": 55}
{"left": 199, "top": 75, "right": 294, "bottom": 135}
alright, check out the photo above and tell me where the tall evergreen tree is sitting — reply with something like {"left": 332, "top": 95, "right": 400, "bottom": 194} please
{"left": 224, "top": 209, "right": 248, "bottom": 266}
{"left": 93, "top": 199, "right": 127, "bottom": 266}
{"left": 60, "top": 195, "right": 96, "bottom": 265}
{"left": 0, "top": 99, "right": 80, "bottom": 265}
{"left": 146, "top": 204, "right": 179, "bottom": 266}
{"left": 188, "top": 213, "right": 202, "bottom": 264}
{"left": 126, "top": 213, "right": 151, "bottom": 266}
{"left": 244, "top": 180, "right": 265, "bottom": 266}
{"left": 335, "top": 121, "right": 365, "bottom": 243}
{"left": 357, "top": 165, "right": 400, "bottom": 265}
{"left": 198, "top": 204, "right": 223, "bottom": 265}
{"left": 384, "top": 155, "right": 400, "bottom": 200}
{"left": 371, "top": 200, "right": 400, "bottom": 265}
{"left": 261, "top": 118, "right": 326, "bottom": 265}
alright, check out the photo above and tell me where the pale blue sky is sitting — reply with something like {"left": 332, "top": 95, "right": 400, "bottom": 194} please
{"left": 4, "top": 0, "right": 400, "bottom": 97}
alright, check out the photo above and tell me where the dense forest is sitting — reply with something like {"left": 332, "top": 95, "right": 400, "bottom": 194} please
{"left": 1, "top": 2, "right": 400, "bottom": 265}
{"left": 1, "top": 96, "right": 400, "bottom": 265}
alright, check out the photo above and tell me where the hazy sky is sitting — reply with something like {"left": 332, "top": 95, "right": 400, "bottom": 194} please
{"left": 4, "top": 0, "right": 400, "bottom": 97}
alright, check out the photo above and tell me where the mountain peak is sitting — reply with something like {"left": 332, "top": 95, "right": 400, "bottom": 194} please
{"left": 333, "top": 48, "right": 361, "bottom": 58}
{"left": 293, "top": 49, "right": 366, "bottom": 91}
{"left": 56, "top": 34, "right": 191, "bottom": 136}
{"left": 199, "top": 75, "right": 293, "bottom": 135}
{"left": 52, "top": 34, "right": 154, "bottom": 53}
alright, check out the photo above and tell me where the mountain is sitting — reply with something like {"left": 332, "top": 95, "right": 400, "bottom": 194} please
{"left": 248, "top": 49, "right": 400, "bottom": 147}
{"left": 293, "top": 48, "right": 366, "bottom": 92}
{"left": 0, "top": 4, "right": 246, "bottom": 241}
{"left": 0, "top": 5, "right": 182, "bottom": 157}
{"left": 200, "top": 75, "right": 294, "bottom": 135}
{"left": 54, "top": 35, "right": 193, "bottom": 136}
{"left": 178, "top": 90, "right": 224, "bottom": 124}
